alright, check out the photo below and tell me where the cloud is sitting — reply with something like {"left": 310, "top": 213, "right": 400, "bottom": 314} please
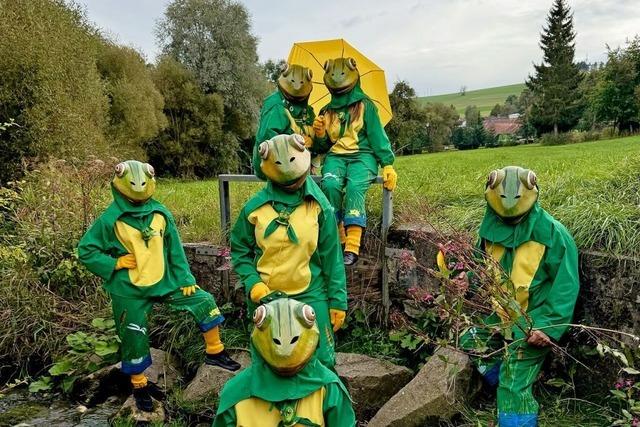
{"left": 76, "top": 0, "right": 639, "bottom": 95}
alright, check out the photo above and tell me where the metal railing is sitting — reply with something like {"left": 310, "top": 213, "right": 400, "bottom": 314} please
{"left": 218, "top": 174, "right": 393, "bottom": 320}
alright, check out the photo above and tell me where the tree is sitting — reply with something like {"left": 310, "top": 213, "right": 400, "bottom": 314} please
{"left": 424, "top": 103, "right": 459, "bottom": 151}
{"left": 147, "top": 57, "right": 239, "bottom": 177}
{"left": 97, "top": 42, "right": 167, "bottom": 155}
{"left": 526, "top": 0, "right": 583, "bottom": 134}
{"left": 464, "top": 105, "right": 481, "bottom": 126}
{"left": 156, "top": 0, "right": 268, "bottom": 142}
{"left": 0, "top": 0, "right": 109, "bottom": 183}
{"left": 387, "top": 81, "right": 429, "bottom": 154}
{"left": 263, "top": 59, "right": 287, "bottom": 88}
{"left": 594, "top": 37, "right": 640, "bottom": 132}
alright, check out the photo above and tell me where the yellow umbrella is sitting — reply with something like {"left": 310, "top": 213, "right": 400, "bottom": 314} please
{"left": 287, "top": 38, "right": 393, "bottom": 125}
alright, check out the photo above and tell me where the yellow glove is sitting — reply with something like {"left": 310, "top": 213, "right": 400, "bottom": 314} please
{"left": 436, "top": 250, "right": 447, "bottom": 272}
{"left": 250, "top": 282, "right": 270, "bottom": 303}
{"left": 115, "top": 254, "right": 136, "bottom": 270}
{"left": 330, "top": 309, "right": 346, "bottom": 332}
{"left": 382, "top": 165, "right": 398, "bottom": 191}
{"left": 303, "top": 135, "right": 313, "bottom": 149}
{"left": 181, "top": 285, "right": 199, "bottom": 296}
{"left": 313, "top": 115, "right": 326, "bottom": 138}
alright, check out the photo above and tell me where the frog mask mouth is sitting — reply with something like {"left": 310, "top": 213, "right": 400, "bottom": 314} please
{"left": 278, "top": 64, "right": 313, "bottom": 103}
{"left": 112, "top": 160, "right": 156, "bottom": 204}
{"left": 251, "top": 298, "right": 320, "bottom": 376}
{"left": 258, "top": 134, "right": 310, "bottom": 190}
{"left": 323, "top": 57, "right": 359, "bottom": 95}
{"left": 484, "top": 166, "right": 539, "bottom": 224}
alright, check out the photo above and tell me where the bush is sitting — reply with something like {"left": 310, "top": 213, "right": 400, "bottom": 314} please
{"left": 0, "top": 0, "right": 109, "bottom": 182}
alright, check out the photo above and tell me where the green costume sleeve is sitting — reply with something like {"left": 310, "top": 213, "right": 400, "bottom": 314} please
{"left": 254, "top": 108, "right": 290, "bottom": 180}
{"left": 318, "top": 208, "right": 348, "bottom": 311}
{"left": 323, "top": 382, "right": 356, "bottom": 426}
{"left": 364, "top": 99, "right": 395, "bottom": 167}
{"left": 230, "top": 206, "right": 264, "bottom": 294}
{"left": 525, "top": 228, "right": 580, "bottom": 341}
{"left": 165, "top": 213, "right": 197, "bottom": 286}
{"left": 212, "top": 407, "right": 236, "bottom": 427}
{"left": 77, "top": 217, "right": 118, "bottom": 281}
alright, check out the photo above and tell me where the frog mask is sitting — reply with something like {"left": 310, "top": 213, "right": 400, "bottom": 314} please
{"left": 258, "top": 134, "right": 310, "bottom": 190}
{"left": 323, "top": 57, "right": 359, "bottom": 95}
{"left": 278, "top": 64, "right": 313, "bottom": 103}
{"left": 251, "top": 298, "right": 320, "bottom": 376}
{"left": 112, "top": 160, "right": 156, "bottom": 204}
{"left": 485, "top": 166, "right": 538, "bottom": 223}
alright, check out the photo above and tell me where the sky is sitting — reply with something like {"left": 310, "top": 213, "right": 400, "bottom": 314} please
{"left": 75, "top": 0, "right": 639, "bottom": 96}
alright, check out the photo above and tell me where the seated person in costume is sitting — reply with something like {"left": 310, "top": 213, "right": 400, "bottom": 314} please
{"left": 254, "top": 63, "right": 321, "bottom": 178}
{"left": 213, "top": 297, "right": 356, "bottom": 427}
{"left": 313, "top": 57, "right": 398, "bottom": 266}
{"left": 231, "top": 134, "right": 347, "bottom": 369}
{"left": 440, "top": 166, "right": 579, "bottom": 427}
{"left": 78, "top": 160, "right": 240, "bottom": 412}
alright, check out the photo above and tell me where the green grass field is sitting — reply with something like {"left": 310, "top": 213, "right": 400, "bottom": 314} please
{"left": 158, "top": 135, "right": 640, "bottom": 256}
{"left": 417, "top": 83, "right": 526, "bottom": 116}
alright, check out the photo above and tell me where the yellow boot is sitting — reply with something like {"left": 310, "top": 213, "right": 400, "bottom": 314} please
{"left": 344, "top": 225, "right": 363, "bottom": 266}
{"left": 203, "top": 327, "right": 241, "bottom": 371}
{"left": 338, "top": 222, "right": 347, "bottom": 245}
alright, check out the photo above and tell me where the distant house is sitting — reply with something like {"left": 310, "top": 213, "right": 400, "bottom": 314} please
{"left": 483, "top": 117, "right": 521, "bottom": 135}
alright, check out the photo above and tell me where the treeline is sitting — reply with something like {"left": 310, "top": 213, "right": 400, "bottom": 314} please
{"left": 0, "top": 0, "right": 268, "bottom": 184}
{"left": 388, "top": 0, "right": 640, "bottom": 154}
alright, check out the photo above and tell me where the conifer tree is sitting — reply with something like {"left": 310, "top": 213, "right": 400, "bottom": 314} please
{"left": 526, "top": 0, "right": 583, "bottom": 134}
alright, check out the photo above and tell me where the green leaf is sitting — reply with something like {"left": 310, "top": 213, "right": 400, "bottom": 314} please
{"left": 61, "top": 376, "right": 77, "bottom": 393}
{"left": 94, "top": 340, "right": 119, "bottom": 357}
{"left": 546, "top": 378, "right": 570, "bottom": 388}
{"left": 49, "top": 359, "right": 74, "bottom": 376}
{"left": 29, "top": 376, "right": 53, "bottom": 393}
{"left": 610, "top": 389, "right": 627, "bottom": 400}
{"left": 622, "top": 367, "right": 640, "bottom": 375}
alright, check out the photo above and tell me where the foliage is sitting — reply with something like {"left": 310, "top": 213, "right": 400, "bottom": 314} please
{"left": 97, "top": 42, "right": 167, "bottom": 155}
{"left": 593, "top": 37, "right": 640, "bottom": 133}
{"left": 526, "top": 0, "right": 583, "bottom": 134}
{"left": 147, "top": 57, "right": 240, "bottom": 177}
{"left": 423, "top": 102, "right": 460, "bottom": 151}
{"left": 156, "top": 0, "right": 268, "bottom": 143}
{"left": 451, "top": 125, "right": 496, "bottom": 150}
{"left": 28, "top": 318, "right": 120, "bottom": 394}
{"left": 262, "top": 59, "right": 287, "bottom": 88}
{"left": 0, "top": 0, "right": 109, "bottom": 183}
{"left": 0, "top": 159, "right": 114, "bottom": 379}
{"left": 387, "top": 81, "right": 429, "bottom": 154}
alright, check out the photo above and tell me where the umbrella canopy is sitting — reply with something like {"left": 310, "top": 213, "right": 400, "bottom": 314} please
{"left": 287, "top": 39, "right": 393, "bottom": 125}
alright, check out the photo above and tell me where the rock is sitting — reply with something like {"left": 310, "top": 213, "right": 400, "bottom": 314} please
{"left": 182, "top": 350, "right": 251, "bottom": 401}
{"left": 76, "top": 404, "right": 88, "bottom": 414}
{"left": 368, "top": 347, "right": 473, "bottom": 427}
{"left": 115, "top": 396, "right": 165, "bottom": 423}
{"left": 79, "top": 347, "right": 180, "bottom": 405}
{"left": 335, "top": 352, "right": 413, "bottom": 420}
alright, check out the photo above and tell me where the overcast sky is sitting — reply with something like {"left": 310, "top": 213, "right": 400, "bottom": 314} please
{"left": 76, "top": 0, "right": 638, "bottom": 96}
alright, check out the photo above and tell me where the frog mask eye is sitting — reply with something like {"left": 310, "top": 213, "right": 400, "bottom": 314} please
{"left": 253, "top": 305, "right": 268, "bottom": 330}
{"left": 115, "top": 162, "right": 127, "bottom": 178}
{"left": 145, "top": 163, "right": 155, "bottom": 178}
{"left": 299, "top": 304, "right": 316, "bottom": 328}
{"left": 523, "top": 170, "right": 537, "bottom": 190}
{"left": 346, "top": 57, "right": 357, "bottom": 70}
{"left": 323, "top": 59, "right": 332, "bottom": 72}
{"left": 305, "top": 68, "right": 313, "bottom": 81}
{"left": 486, "top": 169, "right": 505, "bottom": 189}
{"left": 281, "top": 64, "right": 291, "bottom": 77}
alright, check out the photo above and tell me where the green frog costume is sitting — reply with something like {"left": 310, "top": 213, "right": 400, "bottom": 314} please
{"left": 451, "top": 166, "right": 579, "bottom": 427}
{"left": 213, "top": 297, "right": 356, "bottom": 427}
{"left": 78, "top": 160, "right": 240, "bottom": 412}
{"left": 313, "top": 57, "right": 398, "bottom": 266}
{"left": 254, "top": 64, "right": 321, "bottom": 178}
{"left": 231, "top": 134, "right": 347, "bottom": 369}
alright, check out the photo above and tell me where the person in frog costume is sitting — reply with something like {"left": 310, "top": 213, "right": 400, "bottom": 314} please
{"left": 231, "top": 133, "right": 347, "bottom": 369}
{"left": 254, "top": 63, "right": 323, "bottom": 178}
{"left": 213, "top": 297, "right": 356, "bottom": 426}
{"left": 312, "top": 57, "right": 398, "bottom": 266}
{"left": 78, "top": 160, "right": 240, "bottom": 412}
{"left": 442, "top": 166, "right": 579, "bottom": 427}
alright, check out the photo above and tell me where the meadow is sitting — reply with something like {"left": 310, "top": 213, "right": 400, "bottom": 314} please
{"left": 417, "top": 83, "right": 526, "bottom": 116}
{"left": 158, "top": 135, "right": 640, "bottom": 257}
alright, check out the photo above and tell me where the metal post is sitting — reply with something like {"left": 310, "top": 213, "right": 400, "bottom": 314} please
{"left": 381, "top": 187, "right": 393, "bottom": 323}
{"left": 219, "top": 178, "right": 231, "bottom": 243}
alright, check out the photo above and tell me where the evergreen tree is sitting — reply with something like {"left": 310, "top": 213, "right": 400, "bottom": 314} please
{"left": 526, "top": 0, "right": 583, "bottom": 134}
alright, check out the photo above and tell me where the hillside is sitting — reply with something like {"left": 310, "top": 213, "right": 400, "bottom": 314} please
{"left": 417, "top": 83, "right": 526, "bottom": 116}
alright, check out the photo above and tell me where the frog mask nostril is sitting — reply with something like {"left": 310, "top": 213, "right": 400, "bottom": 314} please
{"left": 290, "top": 157, "right": 295, "bottom": 162}
{"left": 141, "top": 182, "right": 146, "bottom": 186}
{"left": 275, "top": 160, "right": 282, "bottom": 165}
{"left": 272, "top": 338, "right": 281, "bottom": 345}
{"left": 290, "top": 336, "right": 299, "bottom": 344}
